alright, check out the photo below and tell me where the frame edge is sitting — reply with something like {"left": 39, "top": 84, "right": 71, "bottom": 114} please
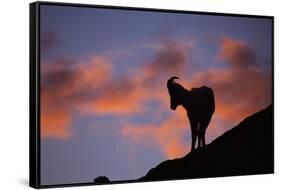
{"left": 29, "top": 1, "right": 40, "bottom": 189}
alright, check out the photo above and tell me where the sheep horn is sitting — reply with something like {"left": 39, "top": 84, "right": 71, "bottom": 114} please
{"left": 167, "top": 76, "right": 179, "bottom": 87}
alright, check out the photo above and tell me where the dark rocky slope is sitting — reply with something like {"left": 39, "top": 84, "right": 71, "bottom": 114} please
{"left": 140, "top": 105, "right": 273, "bottom": 181}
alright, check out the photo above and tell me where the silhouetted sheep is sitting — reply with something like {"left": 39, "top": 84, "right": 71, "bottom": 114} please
{"left": 167, "top": 76, "right": 215, "bottom": 151}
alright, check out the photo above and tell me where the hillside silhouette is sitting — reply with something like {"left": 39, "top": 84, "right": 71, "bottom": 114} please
{"left": 139, "top": 105, "right": 273, "bottom": 181}
{"left": 94, "top": 176, "right": 110, "bottom": 184}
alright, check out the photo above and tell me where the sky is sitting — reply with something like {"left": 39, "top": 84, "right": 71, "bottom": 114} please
{"left": 39, "top": 4, "right": 272, "bottom": 185}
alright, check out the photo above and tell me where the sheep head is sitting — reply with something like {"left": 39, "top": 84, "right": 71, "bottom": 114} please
{"left": 167, "top": 76, "right": 180, "bottom": 110}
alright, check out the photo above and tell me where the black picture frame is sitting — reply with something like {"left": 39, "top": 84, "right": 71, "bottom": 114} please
{"left": 30, "top": 1, "right": 274, "bottom": 188}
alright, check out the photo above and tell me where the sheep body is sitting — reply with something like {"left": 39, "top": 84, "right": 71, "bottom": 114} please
{"left": 167, "top": 77, "right": 215, "bottom": 151}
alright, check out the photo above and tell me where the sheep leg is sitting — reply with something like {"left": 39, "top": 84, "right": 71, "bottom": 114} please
{"left": 200, "top": 117, "right": 211, "bottom": 148}
{"left": 190, "top": 121, "right": 198, "bottom": 152}
{"left": 197, "top": 123, "right": 202, "bottom": 149}
{"left": 202, "top": 129, "right": 206, "bottom": 147}
{"left": 198, "top": 127, "right": 205, "bottom": 149}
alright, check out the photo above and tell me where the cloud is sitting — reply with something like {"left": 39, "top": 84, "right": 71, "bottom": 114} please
{"left": 41, "top": 108, "right": 72, "bottom": 139}
{"left": 190, "top": 36, "right": 272, "bottom": 122}
{"left": 121, "top": 36, "right": 272, "bottom": 159}
{"left": 145, "top": 40, "right": 189, "bottom": 75}
{"left": 41, "top": 38, "right": 192, "bottom": 140}
{"left": 41, "top": 56, "right": 113, "bottom": 139}
{"left": 41, "top": 35, "right": 271, "bottom": 163}
{"left": 122, "top": 108, "right": 189, "bottom": 159}
{"left": 140, "top": 39, "right": 191, "bottom": 86}
{"left": 218, "top": 36, "right": 258, "bottom": 68}
{"left": 79, "top": 78, "right": 147, "bottom": 115}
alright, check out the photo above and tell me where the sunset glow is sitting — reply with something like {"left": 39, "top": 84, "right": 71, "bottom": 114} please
{"left": 40, "top": 5, "right": 272, "bottom": 185}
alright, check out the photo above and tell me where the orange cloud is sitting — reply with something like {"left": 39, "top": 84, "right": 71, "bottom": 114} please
{"left": 41, "top": 39, "right": 192, "bottom": 139}
{"left": 122, "top": 108, "right": 189, "bottom": 159}
{"left": 121, "top": 36, "right": 272, "bottom": 159}
{"left": 191, "top": 68, "right": 271, "bottom": 122}
{"left": 41, "top": 109, "right": 71, "bottom": 139}
{"left": 190, "top": 36, "right": 272, "bottom": 123}
{"left": 41, "top": 56, "right": 113, "bottom": 139}
{"left": 41, "top": 35, "right": 271, "bottom": 161}
{"left": 218, "top": 36, "right": 257, "bottom": 68}
{"left": 79, "top": 78, "right": 148, "bottom": 115}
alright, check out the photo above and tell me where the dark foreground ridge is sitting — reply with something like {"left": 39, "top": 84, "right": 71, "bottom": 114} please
{"left": 94, "top": 176, "right": 110, "bottom": 184}
{"left": 139, "top": 105, "right": 273, "bottom": 181}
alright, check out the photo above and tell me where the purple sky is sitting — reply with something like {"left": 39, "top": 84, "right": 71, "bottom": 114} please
{"left": 40, "top": 4, "right": 272, "bottom": 185}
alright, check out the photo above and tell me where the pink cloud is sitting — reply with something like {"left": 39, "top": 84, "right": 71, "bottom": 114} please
{"left": 218, "top": 36, "right": 258, "bottom": 68}
{"left": 41, "top": 39, "right": 191, "bottom": 139}
{"left": 41, "top": 35, "right": 271, "bottom": 163}
{"left": 122, "top": 108, "right": 189, "bottom": 159}
{"left": 120, "top": 36, "right": 271, "bottom": 158}
{"left": 41, "top": 108, "right": 72, "bottom": 139}
{"left": 41, "top": 56, "right": 113, "bottom": 139}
